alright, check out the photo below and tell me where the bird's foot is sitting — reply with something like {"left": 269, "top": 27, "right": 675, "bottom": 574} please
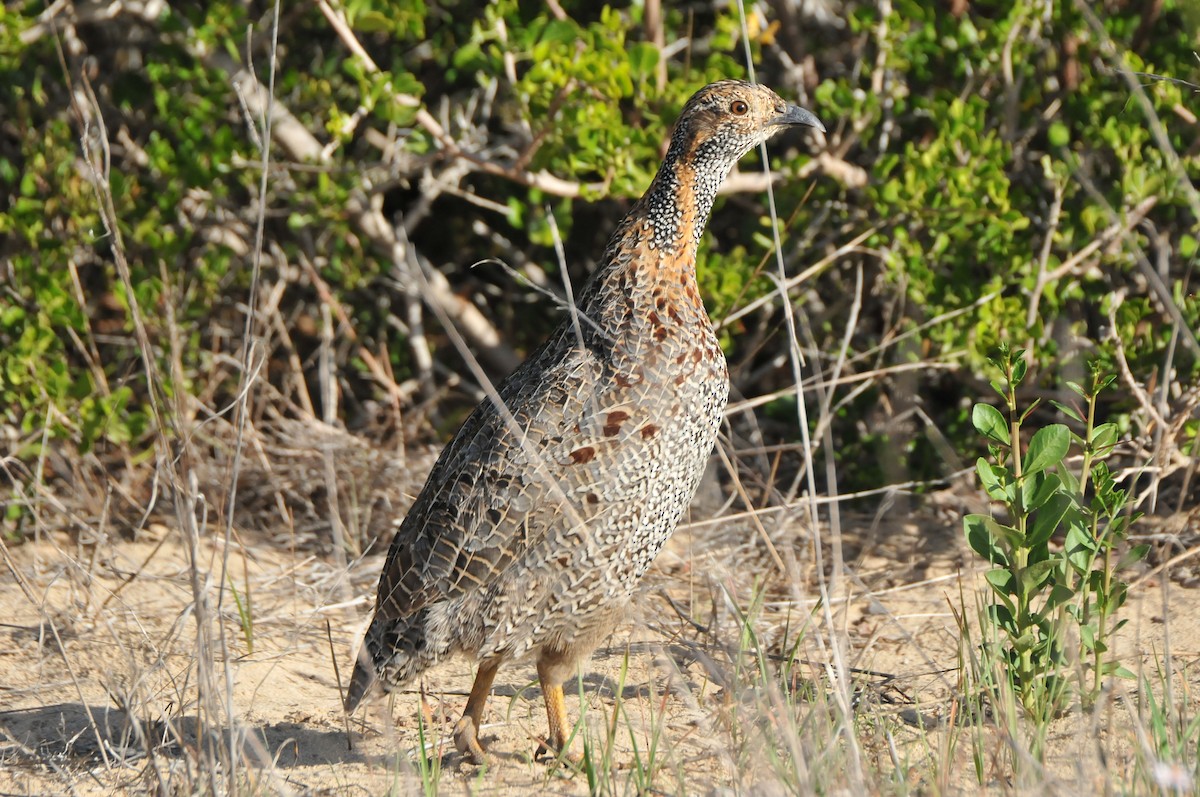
{"left": 535, "top": 738, "right": 583, "bottom": 767}
{"left": 453, "top": 716, "right": 488, "bottom": 765}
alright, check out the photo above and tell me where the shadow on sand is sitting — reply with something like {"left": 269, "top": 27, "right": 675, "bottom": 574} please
{"left": 0, "top": 701, "right": 365, "bottom": 770}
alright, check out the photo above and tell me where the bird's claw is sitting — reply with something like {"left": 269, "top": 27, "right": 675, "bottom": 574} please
{"left": 535, "top": 739, "right": 582, "bottom": 766}
{"left": 453, "top": 716, "right": 488, "bottom": 765}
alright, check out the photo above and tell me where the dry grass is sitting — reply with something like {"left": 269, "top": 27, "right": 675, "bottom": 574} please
{"left": 3, "top": 2, "right": 1199, "bottom": 795}
{"left": 3, "top": 482, "right": 1199, "bottom": 796}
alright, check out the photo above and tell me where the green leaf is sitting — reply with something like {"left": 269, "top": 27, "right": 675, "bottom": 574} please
{"left": 1048, "top": 122, "right": 1070, "bottom": 147}
{"left": 1116, "top": 544, "right": 1150, "bottom": 571}
{"left": 1023, "top": 424, "right": 1070, "bottom": 476}
{"left": 1042, "top": 583, "right": 1075, "bottom": 613}
{"left": 1050, "top": 400, "right": 1083, "bottom": 423}
{"left": 1018, "top": 397, "right": 1042, "bottom": 424}
{"left": 1064, "top": 519, "right": 1096, "bottom": 574}
{"left": 1109, "top": 514, "right": 1134, "bottom": 538}
{"left": 1080, "top": 624, "right": 1096, "bottom": 650}
{"left": 1058, "top": 465, "right": 1080, "bottom": 495}
{"left": 1022, "top": 471, "right": 1061, "bottom": 512}
{"left": 1092, "top": 462, "right": 1129, "bottom": 517}
{"left": 1011, "top": 356, "right": 1028, "bottom": 385}
{"left": 987, "top": 516, "right": 1024, "bottom": 549}
{"left": 629, "top": 42, "right": 659, "bottom": 77}
{"left": 987, "top": 602, "right": 1016, "bottom": 631}
{"left": 0, "top": 305, "right": 24, "bottom": 326}
{"left": 1090, "top": 422, "right": 1119, "bottom": 454}
{"left": 350, "top": 10, "right": 392, "bottom": 32}
{"left": 1027, "top": 491, "right": 1072, "bottom": 547}
{"left": 964, "top": 513, "right": 1009, "bottom": 564}
{"left": 973, "top": 403, "right": 1010, "bottom": 445}
{"left": 1020, "top": 560, "right": 1057, "bottom": 597}
{"left": 985, "top": 567, "right": 1016, "bottom": 596}
{"left": 976, "top": 458, "right": 1008, "bottom": 500}
{"left": 1013, "top": 629, "right": 1037, "bottom": 653}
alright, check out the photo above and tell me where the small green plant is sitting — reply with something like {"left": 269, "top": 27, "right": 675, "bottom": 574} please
{"left": 413, "top": 695, "right": 445, "bottom": 797}
{"left": 963, "top": 345, "right": 1147, "bottom": 735}
{"left": 226, "top": 571, "right": 254, "bottom": 655}
{"left": 570, "top": 649, "right": 670, "bottom": 796}
{"left": 1135, "top": 666, "right": 1200, "bottom": 793}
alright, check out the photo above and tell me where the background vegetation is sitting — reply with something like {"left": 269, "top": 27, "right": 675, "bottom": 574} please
{"left": 2, "top": 1, "right": 1199, "bottom": 794}
{"left": 3, "top": 0, "right": 1198, "bottom": 530}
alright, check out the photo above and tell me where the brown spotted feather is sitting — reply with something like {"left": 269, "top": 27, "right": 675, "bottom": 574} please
{"left": 344, "top": 80, "right": 824, "bottom": 759}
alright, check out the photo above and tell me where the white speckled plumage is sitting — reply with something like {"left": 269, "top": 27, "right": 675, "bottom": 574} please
{"left": 345, "top": 80, "right": 823, "bottom": 762}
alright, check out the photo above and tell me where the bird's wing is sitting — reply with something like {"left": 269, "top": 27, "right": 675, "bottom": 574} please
{"left": 370, "top": 332, "right": 607, "bottom": 622}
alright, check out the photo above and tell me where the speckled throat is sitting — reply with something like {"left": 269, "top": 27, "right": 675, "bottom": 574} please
{"left": 577, "top": 130, "right": 738, "bottom": 375}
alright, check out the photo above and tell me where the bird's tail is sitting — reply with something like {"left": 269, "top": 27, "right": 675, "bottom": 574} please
{"left": 343, "top": 608, "right": 433, "bottom": 713}
{"left": 343, "top": 641, "right": 379, "bottom": 713}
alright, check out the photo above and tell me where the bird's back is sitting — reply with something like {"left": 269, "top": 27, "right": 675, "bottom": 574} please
{"left": 345, "top": 206, "right": 729, "bottom": 707}
{"left": 345, "top": 80, "right": 822, "bottom": 712}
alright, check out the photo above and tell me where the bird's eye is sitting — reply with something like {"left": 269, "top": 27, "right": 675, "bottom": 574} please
{"left": 730, "top": 100, "right": 749, "bottom": 116}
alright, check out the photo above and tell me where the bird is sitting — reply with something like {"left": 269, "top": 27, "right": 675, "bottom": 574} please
{"left": 344, "top": 79, "right": 824, "bottom": 764}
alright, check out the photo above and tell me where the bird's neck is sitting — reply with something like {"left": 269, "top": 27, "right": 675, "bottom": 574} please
{"left": 579, "top": 141, "right": 734, "bottom": 336}
{"left": 639, "top": 142, "right": 722, "bottom": 259}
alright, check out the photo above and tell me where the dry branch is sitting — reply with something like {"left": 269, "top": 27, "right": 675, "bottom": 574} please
{"left": 204, "top": 51, "right": 521, "bottom": 375}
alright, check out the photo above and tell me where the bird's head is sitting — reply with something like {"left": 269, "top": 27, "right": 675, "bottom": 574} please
{"left": 668, "top": 80, "right": 825, "bottom": 175}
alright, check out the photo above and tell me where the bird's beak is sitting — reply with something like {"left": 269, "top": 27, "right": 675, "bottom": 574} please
{"left": 773, "top": 104, "right": 825, "bottom": 133}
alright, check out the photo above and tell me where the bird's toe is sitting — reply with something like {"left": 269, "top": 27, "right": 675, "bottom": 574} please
{"left": 453, "top": 716, "right": 489, "bottom": 765}
{"left": 534, "top": 739, "right": 583, "bottom": 767}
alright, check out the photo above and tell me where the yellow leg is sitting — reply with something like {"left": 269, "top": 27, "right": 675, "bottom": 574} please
{"left": 453, "top": 659, "right": 500, "bottom": 764}
{"left": 542, "top": 680, "right": 570, "bottom": 753}
{"left": 536, "top": 654, "right": 580, "bottom": 763}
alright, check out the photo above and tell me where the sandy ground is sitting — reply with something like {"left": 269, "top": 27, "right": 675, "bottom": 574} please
{"left": 2, "top": 502, "right": 1198, "bottom": 795}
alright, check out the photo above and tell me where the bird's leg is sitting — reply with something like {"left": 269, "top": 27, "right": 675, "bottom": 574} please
{"left": 453, "top": 659, "right": 500, "bottom": 764}
{"left": 535, "top": 652, "right": 580, "bottom": 763}
{"left": 539, "top": 680, "right": 570, "bottom": 756}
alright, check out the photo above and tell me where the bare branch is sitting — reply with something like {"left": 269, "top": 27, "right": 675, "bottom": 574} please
{"left": 203, "top": 50, "right": 520, "bottom": 374}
